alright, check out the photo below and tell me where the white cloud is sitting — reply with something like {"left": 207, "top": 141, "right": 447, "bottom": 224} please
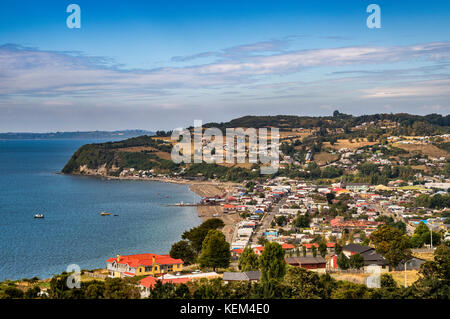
{"left": 0, "top": 41, "right": 450, "bottom": 105}
{"left": 361, "top": 79, "right": 450, "bottom": 98}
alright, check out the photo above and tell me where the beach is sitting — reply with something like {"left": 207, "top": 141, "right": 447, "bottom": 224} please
{"left": 70, "top": 172, "right": 242, "bottom": 243}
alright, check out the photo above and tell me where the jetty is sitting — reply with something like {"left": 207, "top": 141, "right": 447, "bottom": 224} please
{"left": 167, "top": 202, "right": 203, "bottom": 207}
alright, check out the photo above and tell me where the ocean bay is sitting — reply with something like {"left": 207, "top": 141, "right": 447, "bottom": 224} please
{"left": 0, "top": 139, "right": 201, "bottom": 281}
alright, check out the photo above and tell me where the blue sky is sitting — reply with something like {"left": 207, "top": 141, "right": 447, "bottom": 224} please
{"left": 0, "top": 0, "right": 449, "bottom": 131}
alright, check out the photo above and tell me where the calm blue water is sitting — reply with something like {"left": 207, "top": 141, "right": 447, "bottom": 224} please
{"left": 0, "top": 139, "right": 201, "bottom": 281}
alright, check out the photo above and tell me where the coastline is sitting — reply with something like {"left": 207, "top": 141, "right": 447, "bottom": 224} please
{"left": 61, "top": 172, "right": 241, "bottom": 242}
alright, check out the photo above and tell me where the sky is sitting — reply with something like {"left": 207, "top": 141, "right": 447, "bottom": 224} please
{"left": 0, "top": 0, "right": 449, "bottom": 132}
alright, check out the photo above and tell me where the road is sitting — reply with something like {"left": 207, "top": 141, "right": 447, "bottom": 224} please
{"left": 250, "top": 195, "right": 288, "bottom": 244}
{"left": 374, "top": 203, "right": 414, "bottom": 235}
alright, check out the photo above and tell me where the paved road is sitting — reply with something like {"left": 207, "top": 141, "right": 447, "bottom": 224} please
{"left": 250, "top": 195, "right": 288, "bottom": 244}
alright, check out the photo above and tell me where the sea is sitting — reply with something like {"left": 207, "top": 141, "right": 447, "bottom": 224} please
{"left": 0, "top": 139, "right": 201, "bottom": 281}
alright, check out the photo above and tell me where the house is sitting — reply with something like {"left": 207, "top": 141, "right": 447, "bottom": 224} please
{"left": 106, "top": 253, "right": 183, "bottom": 278}
{"left": 222, "top": 271, "right": 261, "bottom": 283}
{"left": 223, "top": 204, "right": 236, "bottom": 212}
{"left": 341, "top": 244, "right": 389, "bottom": 272}
{"left": 139, "top": 276, "right": 190, "bottom": 298}
{"left": 326, "top": 242, "right": 336, "bottom": 253}
{"left": 342, "top": 243, "right": 373, "bottom": 257}
{"left": 284, "top": 256, "right": 327, "bottom": 273}
{"left": 231, "top": 248, "right": 243, "bottom": 259}
{"left": 253, "top": 246, "right": 265, "bottom": 255}
{"left": 237, "top": 227, "right": 253, "bottom": 239}
{"left": 302, "top": 243, "right": 319, "bottom": 252}
{"left": 281, "top": 243, "right": 295, "bottom": 253}
{"left": 394, "top": 257, "right": 426, "bottom": 271}
{"left": 345, "top": 183, "right": 370, "bottom": 192}
{"left": 140, "top": 272, "right": 220, "bottom": 297}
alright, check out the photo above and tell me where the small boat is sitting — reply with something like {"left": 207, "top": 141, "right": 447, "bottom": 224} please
{"left": 100, "top": 212, "right": 111, "bottom": 216}
{"left": 34, "top": 214, "right": 44, "bottom": 219}
{"left": 113, "top": 214, "right": 119, "bottom": 217}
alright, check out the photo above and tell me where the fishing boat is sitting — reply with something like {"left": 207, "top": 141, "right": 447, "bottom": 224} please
{"left": 34, "top": 214, "right": 44, "bottom": 219}
{"left": 100, "top": 212, "right": 111, "bottom": 216}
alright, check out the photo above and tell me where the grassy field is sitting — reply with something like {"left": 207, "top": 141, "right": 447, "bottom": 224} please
{"left": 331, "top": 270, "right": 420, "bottom": 287}
{"left": 393, "top": 143, "right": 449, "bottom": 158}
{"left": 323, "top": 139, "right": 378, "bottom": 151}
{"left": 313, "top": 152, "right": 339, "bottom": 165}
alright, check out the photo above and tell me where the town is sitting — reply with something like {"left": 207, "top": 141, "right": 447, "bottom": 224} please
{"left": 2, "top": 112, "right": 449, "bottom": 299}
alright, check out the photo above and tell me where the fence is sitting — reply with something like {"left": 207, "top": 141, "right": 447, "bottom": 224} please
{"left": 326, "top": 269, "right": 365, "bottom": 274}
{"left": 83, "top": 271, "right": 108, "bottom": 279}
{"left": 412, "top": 248, "right": 435, "bottom": 253}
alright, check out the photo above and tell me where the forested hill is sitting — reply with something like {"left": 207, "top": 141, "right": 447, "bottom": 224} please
{"left": 200, "top": 112, "right": 450, "bottom": 134}
{"left": 61, "top": 112, "right": 449, "bottom": 179}
{"left": 61, "top": 135, "right": 175, "bottom": 175}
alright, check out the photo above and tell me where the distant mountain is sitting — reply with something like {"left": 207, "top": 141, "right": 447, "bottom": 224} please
{"left": 0, "top": 130, "right": 154, "bottom": 140}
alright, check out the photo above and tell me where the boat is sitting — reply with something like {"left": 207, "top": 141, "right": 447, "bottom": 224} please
{"left": 100, "top": 212, "right": 111, "bottom": 216}
{"left": 34, "top": 214, "right": 44, "bottom": 219}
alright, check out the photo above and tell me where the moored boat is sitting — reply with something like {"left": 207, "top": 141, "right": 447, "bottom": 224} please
{"left": 34, "top": 214, "right": 44, "bottom": 218}
{"left": 100, "top": 212, "right": 111, "bottom": 216}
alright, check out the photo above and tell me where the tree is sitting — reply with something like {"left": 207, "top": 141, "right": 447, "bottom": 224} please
{"left": 149, "top": 281, "right": 191, "bottom": 299}
{"left": 49, "top": 273, "right": 73, "bottom": 299}
{"left": 302, "top": 245, "right": 307, "bottom": 257}
{"left": 84, "top": 281, "right": 105, "bottom": 299}
{"left": 370, "top": 225, "right": 412, "bottom": 268}
{"left": 201, "top": 218, "right": 226, "bottom": 230}
{"left": 376, "top": 215, "right": 406, "bottom": 233}
{"left": 318, "top": 242, "right": 328, "bottom": 258}
{"left": 410, "top": 221, "right": 441, "bottom": 248}
{"left": 294, "top": 214, "right": 311, "bottom": 228}
{"left": 326, "top": 192, "right": 336, "bottom": 204}
{"left": 259, "top": 242, "right": 286, "bottom": 282}
{"left": 337, "top": 252, "right": 349, "bottom": 270}
{"left": 275, "top": 215, "right": 287, "bottom": 227}
{"left": 311, "top": 245, "right": 317, "bottom": 257}
{"left": 24, "top": 286, "right": 41, "bottom": 299}
{"left": 182, "top": 218, "right": 225, "bottom": 253}
{"left": 335, "top": 243, "right": 342, "bottom": 256}
{"left": 2, "top": 287, "right": 24, "bottom": 299}
{"left": 170, "top": 240, "right": 196, "bottom": 265}
{"left": 284, "top": 267, "right": 322, "bottom": 299}
{"left": 238, "top": 247, "right": 259, "bottom": 271}
{"left": 198, "top": 230, "right": 231, "bottom": 271}
{"left": 380, "top": 274, "right": 397, "bottom": 289}
{"left": 413, "top": 244, "right": 450, "bottom": 298}
{"left": 104, "top": 278, "right": 140, "bottom": 299}
{"left": 349, "top": 253, "right": 364, "bottom": 270}
{"left": 257, "top": 236, "right": 267, "bottom": 246}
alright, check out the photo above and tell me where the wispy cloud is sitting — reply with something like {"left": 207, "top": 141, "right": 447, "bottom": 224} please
{"left": 1, "top": 41, "right": 450, "bottom": 101}
{"left": 361, "top": 79, "right": 450, "bottom": 98}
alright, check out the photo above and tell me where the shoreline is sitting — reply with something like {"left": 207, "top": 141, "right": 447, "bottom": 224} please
{"left": 61, "top": 172, "right": 240, "bottom": 241}
{"left": 3, "top": 173, "right": 234, "bottom": 283}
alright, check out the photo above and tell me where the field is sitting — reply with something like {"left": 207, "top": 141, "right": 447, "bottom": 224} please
{"left": 331, "top": 270, "right": 419, "bottom": 287}
{"left": 313, "top": 152, "right": 339, "bottom": 165}
{"left": 120, "top": 145, "right": 173, "bottom": 160}
{"left": 323, "top": 139, "right": 378, "bottom": 151}
{"left": 393, "top": 143, "right": 449, "bottom": 158}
